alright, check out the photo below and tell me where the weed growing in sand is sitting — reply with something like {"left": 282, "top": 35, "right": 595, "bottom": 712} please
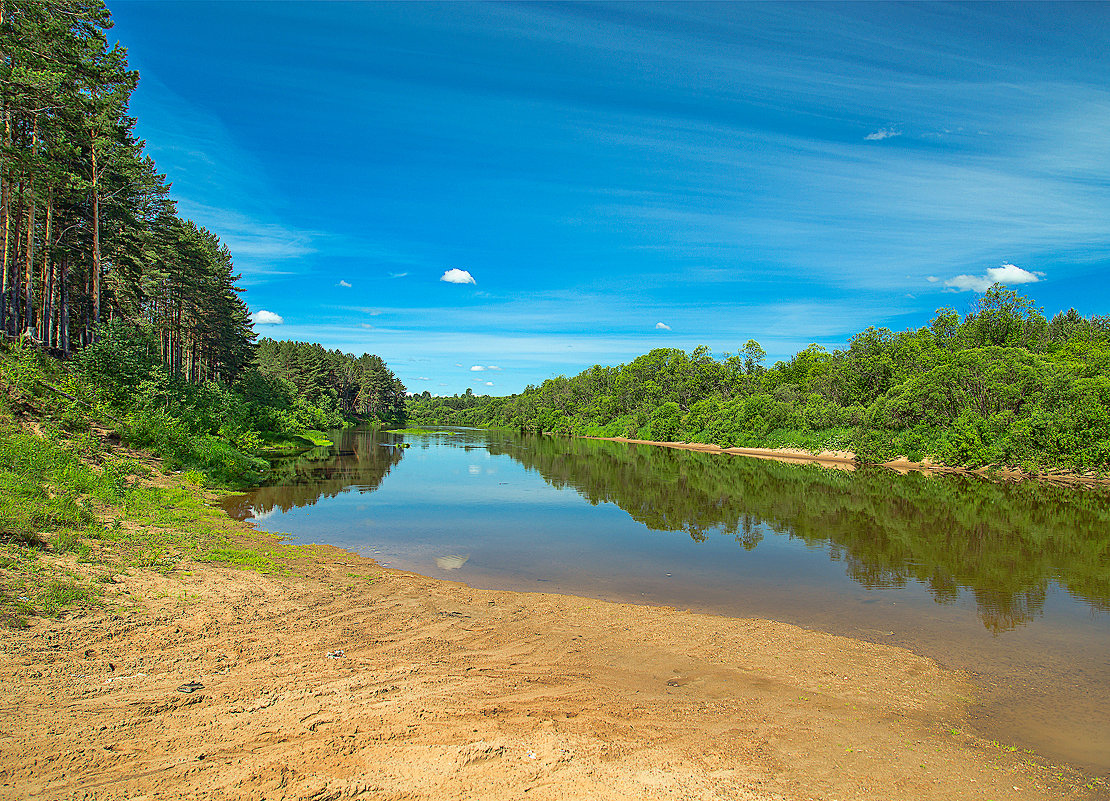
{"left": 39, "top": 579, "right": 99, "bottom": 616}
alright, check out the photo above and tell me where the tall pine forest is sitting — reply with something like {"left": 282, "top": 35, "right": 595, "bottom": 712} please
{"left": 0, "top": 1, "right": 404, "bottom": 484}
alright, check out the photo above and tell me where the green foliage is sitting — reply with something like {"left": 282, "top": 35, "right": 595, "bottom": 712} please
{"left": 409, "top": 289, "right": 1110, "bottom": 472}
{"left": 253, "top": 339, "right": 407, "bottom": 427}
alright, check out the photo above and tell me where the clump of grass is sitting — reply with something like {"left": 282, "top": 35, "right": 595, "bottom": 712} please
{"left": 295, "top": 430, "right": 333, "bottom": 447}
{"left": 39, "top": 579, "right": 98, "bottom": 616}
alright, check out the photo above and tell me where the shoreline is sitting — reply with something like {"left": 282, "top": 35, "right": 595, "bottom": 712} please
{"left": 583, "top": 435, "right": 1110, "bottom": 486}
{"left": 2, "top": 526, "right": 1100, "bottom": 800}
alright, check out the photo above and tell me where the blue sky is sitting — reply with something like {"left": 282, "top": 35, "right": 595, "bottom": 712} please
{"left": 108, "top": 1, "right": 1110, "bottom": 395}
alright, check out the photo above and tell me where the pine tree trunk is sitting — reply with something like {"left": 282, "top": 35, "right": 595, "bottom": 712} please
{"left": 10, "top": 175, "right": 23, "bottom": 334}
{"left": 40, "top": 191, "right": 52, "bottom": 345}
{"left": 22, "top": 114, "right": 37, "bottom": 337}
{"left": 60, "top": 255, "right": 69, "bottom": 355}
{"left": 90, "top": 131, "right": 101, "bottom": 337}
{"left": 0, "top": 2, "right": 7, "bottom": 337}
{"left": 0, "top": 171, "right": 7, "bottom": 336}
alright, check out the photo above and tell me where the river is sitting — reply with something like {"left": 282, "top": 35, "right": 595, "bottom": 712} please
{"left": 222, "top": 426, "right": 1110, "bottom": 777}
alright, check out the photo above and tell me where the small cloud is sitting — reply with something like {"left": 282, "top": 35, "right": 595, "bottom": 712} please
{"left": 944, "top": 262, "right": 1045, "bottom": 293}
{"left": 337, "top": 279, "right": 352, "bottom": 288}
{"left": 416, "top": 376, "right": 429, "bottom": 381}
{"left": 990, "top": 263, "right": 1044, "bottom": 285}
{"left": 484, "top": 381, "right": 494, "bottom": 387}
{"left": 389, "top": 272, "right": 408, "bottom": 279}
{"left": 486, "top": 365, "right": 501, "bottom": 371}
{"left": 926, "top": 276, "right": 939, "bottom": 283}
{"left": 251, "top": 310, "right": 284, "bottom": 325}
{"left": 655, "top": 322, "right": 671, "bottom": 330}
{"left": 359, "top": 323, "right": 374, "bottom": 330}
{"left": 865, "top": 127, "right": 901, "bottom": 141}
{"left": 455, "top": 363, "right": 463, "bottom": 368}
{"left": 441, "top": 268, "right": 476, "bottom": 284}
{"left": 470, "top": 365, "right": 486, "bottom": 372}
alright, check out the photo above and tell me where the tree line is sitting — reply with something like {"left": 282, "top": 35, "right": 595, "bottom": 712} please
{"left": 1, "top": 0, "right": 254, "bottom": 381}
{"left": 251, "top": 338, "right": 406, "bottom": 430}
{"left": 408, "top": 286, "right": 1110, "bottom": 471}
{"left": 0, "top": 1, "right": 405, "bottom": 483}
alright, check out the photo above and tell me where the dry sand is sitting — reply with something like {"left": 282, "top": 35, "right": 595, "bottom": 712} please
{"left": 1, "top": 539, "right": 1100, "bottom": 801}
{"left": 585, "top": 437, "right": 857, "bottom": 469}
{"left": 588, "top": 436, "right": 1110, "bottom": 485}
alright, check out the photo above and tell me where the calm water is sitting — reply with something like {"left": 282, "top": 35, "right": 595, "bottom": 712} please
{"left": 222, "top": 427, "right": 1110, "bottom": 776}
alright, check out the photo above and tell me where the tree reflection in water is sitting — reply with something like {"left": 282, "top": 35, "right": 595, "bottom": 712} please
{"left": 225, "top": 429, "right": 1110, "bottom": 633}
{"left": 488, "top": 435, "right": 1110, "bottom": 633}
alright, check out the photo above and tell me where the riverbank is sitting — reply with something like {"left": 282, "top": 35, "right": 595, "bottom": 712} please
{"left": 584, "top": 436, "right": 1110, "bottom": 486}
{"left": 2, "top": 523, "right": 1101, "bottom": 800}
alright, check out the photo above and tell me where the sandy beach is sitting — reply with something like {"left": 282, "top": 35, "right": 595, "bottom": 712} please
{"left": 586, "top": 436, "right": 1110, "bottom": 485}
{"left": 1, "top": 531, "right": 1099, "bottom": 800}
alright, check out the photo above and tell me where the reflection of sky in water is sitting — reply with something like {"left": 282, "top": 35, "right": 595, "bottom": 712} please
{"left": 241, "top": 433, "right": 1108, "bottom": 627}
{"left": 246, "top": 437, "right": 949, "bottom": 647}
{"left": 236, "top": 429, "right": 1110, "bottom": 775}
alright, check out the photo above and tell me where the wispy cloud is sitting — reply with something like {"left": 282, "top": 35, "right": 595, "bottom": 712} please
{"left": 251, "top": 310, "right": 284, "bottom": 325}
{"left": 337, "top": 279, "right": 352, "bottom": 288}
{"left": 864, "top": 127, "right": 901, "bottom": 141}
{"left": 390, "top": 272, "right": 409, "bottom": 279}
{"left": 441, "top": 268, "right": 476, "bottom": 284}
{"left": 944, "top": 262, "right": 1045, "bottom": 293}
{"left": 655, "top": 321, "right": 671, "bottom": 330}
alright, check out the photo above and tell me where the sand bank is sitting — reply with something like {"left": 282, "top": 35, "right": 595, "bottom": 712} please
{"left": 585, "top": 437, "right": 857, "bottom": 469}
{"left": 1, "top": 540, "right": 1095, "bottom": 800}
{"left": 586, "top": 436, "right": 1110, "bottom": 485}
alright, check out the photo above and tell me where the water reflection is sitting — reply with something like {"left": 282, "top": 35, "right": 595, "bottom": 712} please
{"left": 490, "top": 435, "right": 1110, "bottom": 633}
{"left": 228, "top": 428, "right": 1110, "bottom": 633}
{"left": 222, "top": 428, "right": 404, "bottom": 521}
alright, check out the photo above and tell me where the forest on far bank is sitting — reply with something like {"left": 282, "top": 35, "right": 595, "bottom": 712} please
{"left": 408, "top": 286, "right": 1110, "bottom": 472}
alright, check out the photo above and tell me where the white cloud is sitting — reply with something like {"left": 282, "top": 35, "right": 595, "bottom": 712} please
{"left": 441, "top": 268, "right": 476, "bottom": 284}
{"left": 943, "top": 262, "right": 1045, "bottom": 293}
{"left": 486, "top": 365, "right": 501, "bottom": 370}
{"left": 390, "top": 272, "right": 409, "bottom": 279}
{"left": 416, "top": 376, "right": 429, "bottom": 381}
{"left": 337, "top": 279, "right": 352, "bottom": 288}
{"left": 359, "top": 323, "right": 374, "bottom": 330}
{"left": 865, "top": 128, "right": 901, "bottom": 141}
{"left": 926, "top": 275, "right": 939, "bottom": 283}
{"left": 251, "top": 310, "right": 284, "bottom": 325}
{"left": 989, "top": 263, "right": 1044, "bottom": 285}
{"left": 655, "top": 322, "right": 671, "bottom": 330}
{"left": 470, "top": 365, "right": 486, "bottom": 371}
{"left": 484, "top": 381, "right": 494, "bottom": 387}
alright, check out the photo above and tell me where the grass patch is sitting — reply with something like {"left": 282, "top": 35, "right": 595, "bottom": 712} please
{"left": 294, "top": 430, "right": 333, "bottom": 447}
{"left": 39, "top": 579, "right": 99, "bottom": 616}
{"left": 388, "top": 428, "right": 460, "bottom": 435}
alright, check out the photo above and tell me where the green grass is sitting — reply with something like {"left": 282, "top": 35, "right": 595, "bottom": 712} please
{"left": 388, "top": 428, "right": 460, "bottom": 435}
{"left": 294, "top": 430, "right": 333, "bottom": 447}
{"left": 0, "top": 348, "right": 321, "bottom": 624}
